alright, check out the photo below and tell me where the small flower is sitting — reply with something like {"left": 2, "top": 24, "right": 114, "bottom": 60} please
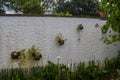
{"left": 57, "top": 56, "right": 61, "bottom": 60}
{"left": 57, "top": 56, "right": 61, "bottom": 64}
{"left": 67, "top": 64, "right": 70, "bottom": 68}
{"left": 95, "top": 23, "right": 99, "bottom": 28}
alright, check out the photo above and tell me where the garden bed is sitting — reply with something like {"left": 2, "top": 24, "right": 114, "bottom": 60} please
{"left": 0, "top": 52, "right": 120, "bottom": 80}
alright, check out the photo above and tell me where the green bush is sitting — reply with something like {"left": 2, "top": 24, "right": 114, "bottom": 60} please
{"left": 22, "top": 0, "right": 44, "bottom": 14}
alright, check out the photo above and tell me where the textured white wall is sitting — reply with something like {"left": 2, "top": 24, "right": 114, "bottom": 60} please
{"left": 0, "top": 17, "right": 120, "bottom": 68}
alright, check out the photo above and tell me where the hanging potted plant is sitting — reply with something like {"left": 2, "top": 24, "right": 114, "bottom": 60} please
{"left": 77, "top": 24, "right": 84, "bottom": 32}
{"left": 28, "top": 46, "right": 42, "bottom": 60}
{"left": 11, "top": 51, "right": 20, "bottom": 59}
{"left": 55, "top": 33, "right": 65, "bottom": 45}
{"left": 76, "top": 24, "right": 84, "bottom": 42}
{"left": 11, "top": 49, "right": 25, "bottom": 59}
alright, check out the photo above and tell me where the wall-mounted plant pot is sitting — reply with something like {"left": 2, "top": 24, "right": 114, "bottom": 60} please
{"left": 28, "top": 46, "right": 42, "bottom": 61}
{"left": 11, "top": 51, "right": 20, "bottom": 59}
{"left": 56, "top": 33, "right": 65, "bottom": 46}
{"left": 32, "top": 52, "right": 42, "bottom": 60}
{"left": 77, "top": 24, "right": 84, "bottom": 32}
{"left": 58, "top": 39, "right": 65, "bottom": 45}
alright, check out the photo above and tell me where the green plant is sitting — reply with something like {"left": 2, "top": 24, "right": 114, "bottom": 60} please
{"left": 55, "top": 33, "right": 65, "bottom": 45}
{"left": 6, "top": 0, "right": 44, "bottom": 14}
{"left": 12, "top": 74, "right": 20, "bottom": 80}
{"left": 77, "top": 24, "right": 84, "bottom": 42}
{"left": 28, "top": 46, "right": 37, "bottom": 56}
{"left": 56, "top": 11, "right": 72, "bottom": 16}
{"left": 10, "top": 47, "right": 42, "bottom": 68}
{"left": 116, "top": 69, "right": 120, "bottom": 80}
{"left": 101, "top": 0, "right": 120, "bottom": 44}
{"left": 28, "top": 46, "right": 42, "bottom": 60}
{"left": 22, "top": 0, "right": 44, "bottom": 14}
{"left": 55, "top": 0, "right": 100, "bottom": 16}
{"left": 1, "top": 52, "right": 120, "bottom": 80}
{"left": 65, "top": 11, "right": 72, "bottom": 16}
{"left": 77, "top": 24, "right": 84, "bottom": 32}
{"left": 56, "top": 12, "right": 65, "bottom": 16}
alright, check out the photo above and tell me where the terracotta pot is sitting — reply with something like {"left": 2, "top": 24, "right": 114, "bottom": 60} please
{"left": 33, "top": 52, "right": 42, "bottom": 60}
{"left": 11, "top": 51, "right": 20, "bottom": 59}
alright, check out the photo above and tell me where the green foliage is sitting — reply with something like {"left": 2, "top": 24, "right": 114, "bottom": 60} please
{"left": 42, "top": 0, "right": 56, "bottom": 14}
{"left": 65, "top": 11, "right": 72, "bottom": 16}
{"left": 6, "top": 0, "right": 44, "bottom": 14}
{"left": 77, "top": 24, "right": 84, "bottom": 32}
{"left": 12, "top": 74, "right": 20, "bottom": 80}
{"left": 0, "top": 3, "right": 5, "bottom": 14}
{"left": 56, "top": 0, "right": 100, "bottom": 16}
{"left": 1, "top": 52, "right": 120, "bottom": 80}
{"left": 2, "top": 0, "right": 101, "bottom": 16}
{"left": 28, "top": 46, "right": 37, "bottom": 56}
{"left": 7, "top": 0, "right": 24, "bottom": 12}
{"left": 56, "top": 11, "right": 72, "bottom": 16}
{"left": 22, "top": 0, "right": 43, "bottom": 14}
{"left": 101, "top": 0, "right": 120, "bottom": 44}
{"left": 55, "top": 33, "right": 65, "bottom": 45}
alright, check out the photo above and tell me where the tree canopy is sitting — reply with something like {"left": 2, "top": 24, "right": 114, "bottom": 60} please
{"left": 3, "top": 0, "right": 44, "bottom": 14}
{"left": 56, "top": 0, "right": 100, "bottom": 16}
{"left": 22, "top": 0, "right": 43, "bottom": 14}
{"left": 0, "top": 0, "right": 5, "bottom": 14}
{"left": 42, "top": 0, "right": 56, "bottom": 14}
{"left": 0, "top": 0, "right": 100, "bottom": 16}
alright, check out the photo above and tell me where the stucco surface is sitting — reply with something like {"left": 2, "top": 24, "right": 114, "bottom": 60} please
{"left": 0, "top": 17, "right": 119, "bottom": 68}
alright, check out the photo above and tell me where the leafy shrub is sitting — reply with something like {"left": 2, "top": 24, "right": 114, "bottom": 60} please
{"left": 22, "top": 0, "right": 44, "bottom": 14}
{"left": 101, "top": 0, "right": 120, "bottom": 44}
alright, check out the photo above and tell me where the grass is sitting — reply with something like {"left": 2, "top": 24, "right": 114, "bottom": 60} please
{"left": 0, "top": 53, "right": 120, "bottom": 80}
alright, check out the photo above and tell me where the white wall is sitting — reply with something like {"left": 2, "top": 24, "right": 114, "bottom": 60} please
{"left": 0, "top": 17, "right": 120, "bottom": 68}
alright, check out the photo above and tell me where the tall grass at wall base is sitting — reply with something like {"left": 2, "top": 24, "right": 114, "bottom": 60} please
{"left": 0, "top": 53, "right": 120, "bottom": 80}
